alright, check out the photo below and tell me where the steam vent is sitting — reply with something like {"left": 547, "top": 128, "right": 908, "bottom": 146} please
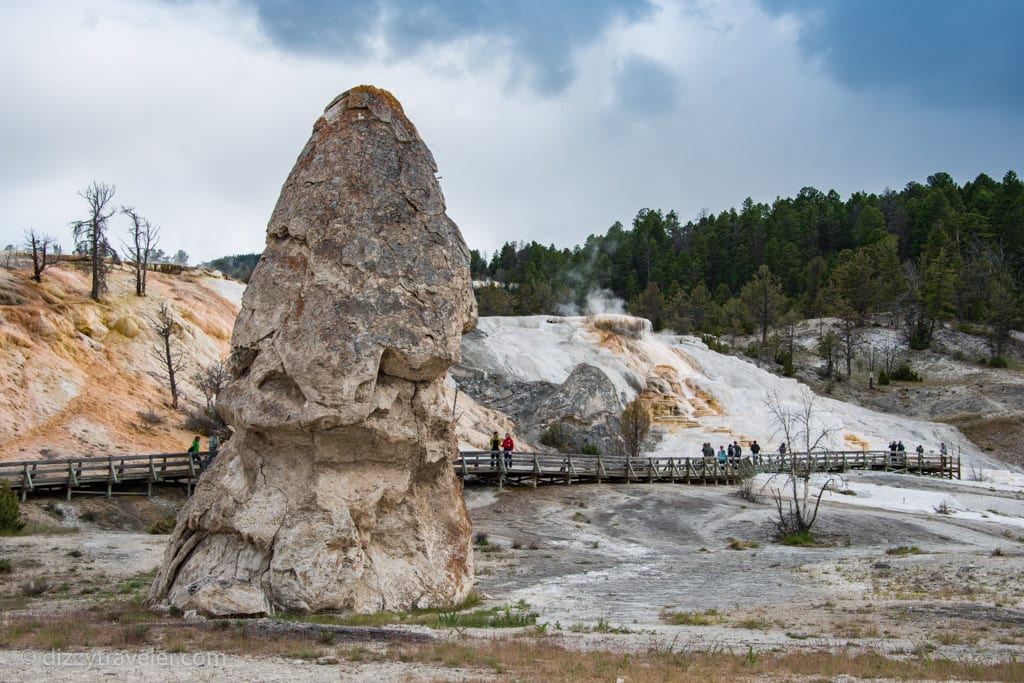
{"left": 149, "top": 86, "right": 479, "bottom": 615}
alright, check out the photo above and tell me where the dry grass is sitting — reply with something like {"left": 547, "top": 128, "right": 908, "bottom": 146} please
{"left": 943, "top": 413, "right": 1024, "bottom": 466}
{"left": 726, "top": 537, "right": 760, "bottom": 550}
{"left": 2, "top": 602, "right": 1022, "bottom": 681}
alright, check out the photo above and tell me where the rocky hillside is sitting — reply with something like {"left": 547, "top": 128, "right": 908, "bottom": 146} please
{"left": 0, "top": 262, "right": 242, "bottom": 461}
{"left": 2, "top": 261, "right": 1020, "bottom": 475}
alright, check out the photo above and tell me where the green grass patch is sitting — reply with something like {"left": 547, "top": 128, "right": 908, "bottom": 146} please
{"left": 731, "top": 617, "right": 770, "bottom": 630}
{"left": 278, "top": 592, "right": 527, "bottom": 630}
{"left": 662, "top": 608, "right": 724, "bottom": 626}
{"left": 886, "top": 546, "right": 923, "bottom": 556}
{"left": 779, "top": 530, "right": 817, "bottom": 546}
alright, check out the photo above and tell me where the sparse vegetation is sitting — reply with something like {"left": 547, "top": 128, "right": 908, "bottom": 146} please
{"left": 736, "top": 475, "right": 763, "bottom": 503}
{"left": 0, "top": 480, "right": 26, "bottom": 534}
{"left": 889, "top": 364, "right": 922, "bottom": 382}
{"left": 136, "top": 410, "right": 163, "bottom": 425}
{"left": 662, "top": 608, "right": 724, "bottom": 626}
{"left": 148, "top": 516, "right": 177, "bottom": 534}
{"left": 886, "top": 546, "right": 924, "bottom": 556}
{"left": 701, "top": 334, "right": 730, "bottom": 353}
{"left": 726, "top": 537, "right": 760, "bottom": 550}
{"left": 762, "top": 388, "right": 837, "bottom": 541}
{"left": 21, "top": 576, "right": 49, "bottom": 596}
{"left": 539, "top": 421, "right": 572, "bottom": 452}
{"left": 779, "top": 530, "right": 818, "bottom": 547}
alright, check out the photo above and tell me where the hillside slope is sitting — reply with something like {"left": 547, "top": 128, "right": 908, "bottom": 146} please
{"left": 2, "top": 264, "right": 1018, "bottom": 477}
{"left": 0, "top": 263, "right": 242, "bottom": 461}
{"left": 455, "top": 315, "right": 1015, "bottom": 472}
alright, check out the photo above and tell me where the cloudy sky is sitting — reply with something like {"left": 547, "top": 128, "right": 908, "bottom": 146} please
{"left": 2, "top": 0, "right": 1022, "bottom": 265}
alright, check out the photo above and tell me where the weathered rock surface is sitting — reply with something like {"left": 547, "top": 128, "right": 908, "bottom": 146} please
{"left": 149, "top": 85, "right": 478, "bottom": 615}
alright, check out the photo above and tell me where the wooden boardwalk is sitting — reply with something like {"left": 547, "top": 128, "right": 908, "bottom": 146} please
{"left": 0, "top": 452, "right": 209, "bottom": 500}
{"left": 0, "top": 448, "right": 960, "bottom": 499}
{"left": 455, "top": 449, "right": 960, "bottom": 489}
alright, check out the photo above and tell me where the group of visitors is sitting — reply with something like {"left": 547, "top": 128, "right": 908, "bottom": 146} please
{"left": 187, "top": 434, "right": 220, "bottom": 471}
{"left": 700, "top": 439, "right": 766, "bottom": 465}
{"left": 888, "top": 440, "right": 948, "bottom": 461}
{"left": 488, "top": 430, "right": 515, "bottom": 468}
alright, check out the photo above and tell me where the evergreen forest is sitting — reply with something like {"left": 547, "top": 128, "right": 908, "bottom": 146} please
{"left": 470, "top": 171, "right": 1024, "bottom": 362}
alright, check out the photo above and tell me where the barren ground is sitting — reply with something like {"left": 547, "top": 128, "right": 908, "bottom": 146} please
{"left": 3, "top": 471, "right": 1024, "bottom": 681}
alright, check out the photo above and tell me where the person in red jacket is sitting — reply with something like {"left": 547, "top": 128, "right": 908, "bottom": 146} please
{"left": 501, "top": 432, "right": 514, "bottom": 469}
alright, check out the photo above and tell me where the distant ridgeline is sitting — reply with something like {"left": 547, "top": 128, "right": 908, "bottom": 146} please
{"left": 469, "top": 170, "right": 1023, "bottom": 358}
{"left": 204, "top": 253, "right": 261, "bottom": 283}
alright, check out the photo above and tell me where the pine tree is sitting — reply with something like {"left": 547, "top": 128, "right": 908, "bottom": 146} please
{"left": 0, "top": 481, "right": 25, "bottom": 534}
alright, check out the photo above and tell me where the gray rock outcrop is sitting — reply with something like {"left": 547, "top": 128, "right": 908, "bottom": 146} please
{"left": 149, "top": 85, "right": 478, "bottom": 616}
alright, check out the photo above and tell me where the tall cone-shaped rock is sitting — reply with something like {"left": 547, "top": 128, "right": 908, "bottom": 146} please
{"left": 149, "top": 86, "right": 478, "bottom": 615}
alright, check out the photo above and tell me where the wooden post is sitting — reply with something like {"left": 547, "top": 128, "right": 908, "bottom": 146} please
{"left": 21, "top": 463, "right": 32, "bottom": 501}
{"left": 107, "top": 457, "right": 117, "bottom": 498}
{"left": 66, "top": 461, "right": 79, "bottom": 501}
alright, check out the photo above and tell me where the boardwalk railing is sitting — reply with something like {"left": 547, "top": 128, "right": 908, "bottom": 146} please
{"left": 0, "top": 452, "right": 208, "bottom": 500}
{"left": 752, "top": 449, "right": 959, "bottom": 479}
{"left": 454, "top": 448, "right": 960, "bottom": 488}
{"left": 455, "top": 451, "right": 754, "bottom": 489}
{"left": 0, "top": 448, "right": 959, "bottom": 498}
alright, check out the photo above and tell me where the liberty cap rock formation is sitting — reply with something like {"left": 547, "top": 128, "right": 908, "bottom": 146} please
{"left": 149, "top": 85, "right": 478, "bottom": 615}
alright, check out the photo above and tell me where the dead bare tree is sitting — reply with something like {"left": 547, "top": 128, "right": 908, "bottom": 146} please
{"left": 620, "top": 398, "right": 654, "bottom": 459}
{"left": 149, "top": 301, "right": 188, "bottom": 409}
{"left": 23, "top": 229, "right": 61, "bottom": 282}
{"left": 70, "top": 182, "right": 116, "bottom": 302}
{"left": 762, "top": 388, "right": 838, "bottom": 540}
{"left": 121, "top": 207, "right": 159, "bottom": 297}
{"left": 191, "top": 360, "right": 230, "bottom": 410}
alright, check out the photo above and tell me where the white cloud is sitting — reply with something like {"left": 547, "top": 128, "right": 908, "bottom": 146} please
{"left": 0, "top": 0, "right": 1020, "bottom": 263}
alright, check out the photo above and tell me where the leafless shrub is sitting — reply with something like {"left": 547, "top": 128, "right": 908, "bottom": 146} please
{"left": 21, "top": 576, "right": 49, "bottom": 596}
{"left": 191, "top": 360, "right": 230, "bottom": 410}
{"left": 184, "top": 405, "right": 226, "bottom": 436}
{"left": 967, "top": 463, "right": 990, "bottom": 482}
{"left": 137, "top": 410, "right": 163, "bottom": 425}
{"left": 736, "top": 475, "right": 764, "bottom": 503}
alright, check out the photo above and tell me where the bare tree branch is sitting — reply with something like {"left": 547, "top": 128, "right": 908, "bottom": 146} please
{"left": 121, "top": 206, "right": 160, "bottom": 297}
{"left": 70, "top": 182, "right": 116, "bottom": 302}
{"left": 23, "top": 229, "right": 61, "bottom": 282}
{"left": 149, "top": 300, "right": 188, "bottom": 409}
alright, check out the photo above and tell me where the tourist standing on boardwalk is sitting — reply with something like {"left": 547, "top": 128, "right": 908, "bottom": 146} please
{"left": 488, "top": 431, "right": 502, "bottom": 468}
{"left": 206, "top": 434, "right": 220, "bottom": 470}
{"left": 750, "top": 440, "right": 761, "bottom": 464}
{"left": 188, "top": 435, "right": 202, "bottom": 469}
{"left": 501, "top": 432, "right": 514, "bottom": 468}
{"left": 702, "top": 442, "right": 714, "bottom": 462}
